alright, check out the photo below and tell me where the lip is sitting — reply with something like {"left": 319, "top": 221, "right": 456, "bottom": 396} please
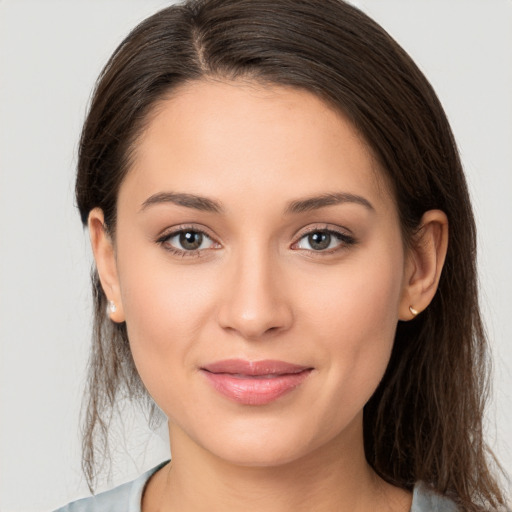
{"left": 201, "top": 359, "right": 313, "bottom": 405}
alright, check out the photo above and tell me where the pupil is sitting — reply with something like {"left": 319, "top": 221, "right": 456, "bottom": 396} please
{"left": 309, "top": 232, "right": 330, "bottom": 250}
{"left": 180, "top": 231, "right": 202, "bottom": 250}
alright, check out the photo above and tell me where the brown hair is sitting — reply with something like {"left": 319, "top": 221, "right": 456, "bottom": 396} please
{"left": 76, "top": 0, "right": 507, "bottom": 508}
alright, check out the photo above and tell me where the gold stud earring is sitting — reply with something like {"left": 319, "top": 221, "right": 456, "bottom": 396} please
{"left": 409, "top": 306, "right": 419, "bottom": 316}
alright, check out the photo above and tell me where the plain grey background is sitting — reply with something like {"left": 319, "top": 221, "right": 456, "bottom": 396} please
{"left": 0, "top": 1, "right": 511, "bottom": 510}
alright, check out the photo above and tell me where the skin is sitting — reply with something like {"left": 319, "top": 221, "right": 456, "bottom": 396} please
{"left": 90, "top": 79, "right": 448, "bottom": 512}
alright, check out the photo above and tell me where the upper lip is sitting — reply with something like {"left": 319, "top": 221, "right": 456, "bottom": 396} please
{"left": 201, "top": 359, "right": 312, "bottom": 376}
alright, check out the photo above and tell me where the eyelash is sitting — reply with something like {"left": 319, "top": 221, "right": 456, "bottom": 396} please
{"left": 292, "top": 227, "right": 356, "bottom": 254}
{"left": 156, "top": 225, "right": 218, "bottom": 258}
{"left": 156, "top": 225, "right": 356, "bottom": 258}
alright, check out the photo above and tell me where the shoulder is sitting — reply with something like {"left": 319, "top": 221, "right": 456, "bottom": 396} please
{"left": 411, "top": 481, "right": 459, "bottom": 512}
{"left": 53, "top": 461, "right": 169, "bottom": 512}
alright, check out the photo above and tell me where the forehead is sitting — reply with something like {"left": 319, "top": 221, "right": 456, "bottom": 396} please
{"left": 122, "top": 79, "right": 394, "bottom": 215}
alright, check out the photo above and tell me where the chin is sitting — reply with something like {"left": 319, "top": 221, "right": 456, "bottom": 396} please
{"left": 189, "top": 418, "right": 339, "bottom": 469}
{"left": 210, "top": 441, "right": 311, "bottom": 468}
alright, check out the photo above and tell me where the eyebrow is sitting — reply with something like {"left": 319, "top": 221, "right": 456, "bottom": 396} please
{"left": 139, "top": 192, "right": 223, "bottom": 213}
{"left": 139, "top": 191, "right": 374, "bottom": 215}
{"left": 285, "top": 192, "right": 374, "bottom": 214}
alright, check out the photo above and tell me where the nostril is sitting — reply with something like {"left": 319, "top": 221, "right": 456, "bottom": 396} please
{"left": 216, "top": 267, "right": 294, "bottom": 339}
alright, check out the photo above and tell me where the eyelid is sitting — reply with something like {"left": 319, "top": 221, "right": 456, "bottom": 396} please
{"left": 156, "top": 224, "right": 221, "bottom": 256}
{"left": 156, "top": 223, "right": 216, "bottom": 240}
{"left": 291, "top": 224, "right": 356, "bottom": 253}
{"left": 155, "top": 223, "right": 356, "bottom": 257}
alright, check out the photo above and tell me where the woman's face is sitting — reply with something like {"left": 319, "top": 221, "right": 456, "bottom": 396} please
{"left": 106, "top": 80, "right": 411, "bottom": 466}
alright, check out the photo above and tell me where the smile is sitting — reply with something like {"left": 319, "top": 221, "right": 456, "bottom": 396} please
{"left": 201, "top": 359, "right": 313, "bottom": 405}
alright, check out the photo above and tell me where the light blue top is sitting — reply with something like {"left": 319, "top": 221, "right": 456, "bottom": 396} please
{"left": 54, "top": 461, "right": 458, "bottom": 511}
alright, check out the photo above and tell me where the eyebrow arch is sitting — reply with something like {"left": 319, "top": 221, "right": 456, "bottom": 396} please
{"left": 139, "top": 192, "right": 223, "bottom": 213}
{"left": 285, "top": 192, "right": 374, "bottom": 214}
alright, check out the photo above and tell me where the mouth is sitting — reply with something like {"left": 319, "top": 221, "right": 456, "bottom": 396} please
{"left": 200, "top": 359, "right": 313, "bottom": 405}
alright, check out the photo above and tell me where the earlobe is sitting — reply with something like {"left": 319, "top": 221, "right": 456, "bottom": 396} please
{"left": 399, "top": 210, "right": 449, "bottom": 321}
{"left": 88, "top": 208, "right": 125, "bottom": 323}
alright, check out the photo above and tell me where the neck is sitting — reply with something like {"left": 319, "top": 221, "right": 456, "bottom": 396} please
{"left": 144, "top": 415, "right": 411, "bottom": 512}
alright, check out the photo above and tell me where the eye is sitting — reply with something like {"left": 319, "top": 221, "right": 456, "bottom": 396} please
{"left": 294, "top": 229, "right": 355, "bottom": 252}
{"left": 158, "top": 228, "right": 218, "bottom": 254}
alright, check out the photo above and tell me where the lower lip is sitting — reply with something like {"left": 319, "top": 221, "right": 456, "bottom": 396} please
{"left": 202, "top": 370, "right": 312, "bottom": 405}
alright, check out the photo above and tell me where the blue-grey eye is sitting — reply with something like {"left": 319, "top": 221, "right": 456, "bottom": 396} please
{"left": 167, "top": 230, "right": 214, "bottom": 251}
{"left": 296, "top": 230, "right": 350, "bottom": 251}
{"left": 308, "top": 232, "right": 331, "bottom": 250}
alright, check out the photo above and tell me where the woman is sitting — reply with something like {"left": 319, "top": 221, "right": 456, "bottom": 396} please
{"left": 55, "top": 0, "right": 508, "bottom": 510}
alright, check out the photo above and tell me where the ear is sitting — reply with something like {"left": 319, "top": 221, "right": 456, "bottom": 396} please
{"left": 88, "top": 208, "right": 125, "bottom": 323}
{"left": 399, "top": 209, "right": 448, "bottom": 321}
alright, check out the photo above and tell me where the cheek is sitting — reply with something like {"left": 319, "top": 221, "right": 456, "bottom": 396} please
{"left": 115, "top": 247, "right": 220, "bottom": 389}
{"left": 297, "top": 247, "right": 404, "bottom": 402}
{"left": 300, "top": 251, "right": 403, "bottom": 334}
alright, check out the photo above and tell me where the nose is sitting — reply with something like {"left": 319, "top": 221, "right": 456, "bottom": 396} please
{"left": 216, "top": 247, "right": 293, "bottom": 340}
